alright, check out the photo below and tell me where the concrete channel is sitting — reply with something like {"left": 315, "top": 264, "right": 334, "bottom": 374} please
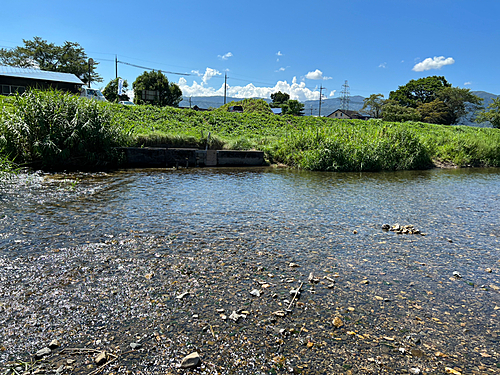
{"left": 120, "top": 147, "right": 265, "bottom": 168}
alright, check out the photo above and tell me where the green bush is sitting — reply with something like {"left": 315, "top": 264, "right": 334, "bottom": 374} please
{"left": 0, "top": 89, "right": 126, "bottom": 170}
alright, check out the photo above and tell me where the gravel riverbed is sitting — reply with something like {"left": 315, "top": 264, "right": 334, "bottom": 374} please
{"left": 1, "top": 225, "right": 499, "bottom": 375}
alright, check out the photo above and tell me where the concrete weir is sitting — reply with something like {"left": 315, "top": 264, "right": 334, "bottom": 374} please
{"left": 121, "top": 147, "right": 265, "bottom": 168}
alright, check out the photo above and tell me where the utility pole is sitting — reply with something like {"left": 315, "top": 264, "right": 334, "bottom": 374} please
{"left": 115, "top": 55, "right": 118, "bottom": 79}
{"left": 318, "top": 86, "right": 325, "bottom": 117}
{"left": 88, "top": 58, "right": 93, "bottom": 88}
{"left": 224, "top": 73, "right": 227, "bottom": 105}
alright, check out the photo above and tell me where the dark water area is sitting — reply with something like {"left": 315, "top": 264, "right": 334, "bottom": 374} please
{"left": 1, "top": 167, "right": 499, "bottom": 374}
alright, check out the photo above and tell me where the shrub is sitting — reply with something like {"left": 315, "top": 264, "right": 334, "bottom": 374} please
{"left": 0, "top": 89, "right": 126, "bottom": 170}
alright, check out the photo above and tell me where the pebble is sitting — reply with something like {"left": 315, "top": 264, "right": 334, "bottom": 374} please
{"left": 48, "top": 339, "right": 60, "bottom": 349}
{"left": 35, "top": 347, "right": 51, "bottom": 359}
{"left": 308, "top": 272, "right": 319, "bottom": 284}
{"left": 250, "top": 289, "right": 261, "bottom": 297}
{"left": 130, "top": 342, "right": 142, "bottom": 349}
{"left": 409, "top": 367, "right": 421, "bottom": 374}
{"left": 229, "top": 311, "right": 242, "bottom": 322}
{"left": 180, "top": 352, "right": 201, "bottom": 369}
{"left": 176, "top": 292, "right": 190, "bottom": 299}
{"left": 453, "top": 271, "right": 462, "bottom": 278}
{"left": 94, "top": 351, "right": 107, "bottom": 365}
{"left": 332, "top": 316, "right": 343, "bottom": 328}
{"left": 289, "top": 262, "right": 300, "bottom": 268}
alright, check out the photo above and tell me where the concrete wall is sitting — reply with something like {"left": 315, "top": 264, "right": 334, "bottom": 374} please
{"left": 121, "top": 148, "right": 264, "bottom": 168}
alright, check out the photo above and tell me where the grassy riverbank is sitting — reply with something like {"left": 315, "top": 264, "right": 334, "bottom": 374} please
{"left": 112, "top": 101, "right": 500, "bottom": 171}
{"left": 1, "top": 90, "right": 500, "bottom": 171}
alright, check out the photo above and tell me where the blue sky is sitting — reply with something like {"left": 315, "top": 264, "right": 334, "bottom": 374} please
{"left": 2, "top": 0, "right": 499, "bottom": 101}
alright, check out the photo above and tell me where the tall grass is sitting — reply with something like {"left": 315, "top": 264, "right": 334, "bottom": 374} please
{"left": 2, "top": 93, "right": 500, "bottom": 172}
{"left": 0, "top": 154, "right": 18, "bottom": 180}
{"left": 262, "top": 121, "right": 432, "bottom": 171}
{"left": 0, "top": 89, "right": 127, "bottom": 170}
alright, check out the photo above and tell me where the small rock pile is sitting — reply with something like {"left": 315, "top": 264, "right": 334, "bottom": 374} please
{"left": 382, "top": 223, "right": 423, "bottom": 235}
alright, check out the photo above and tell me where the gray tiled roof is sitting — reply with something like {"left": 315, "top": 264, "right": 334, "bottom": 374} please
{"left": 0, "top": 65, "right": 84, "bottom": 85}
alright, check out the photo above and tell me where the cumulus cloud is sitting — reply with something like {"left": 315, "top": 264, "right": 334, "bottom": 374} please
{"left": 412, "top": 56, "right": 455, "bottom": 72}
{"left": 378, "top": 62, "right": 387, "bottom": 68}
{"left": 329, "top": 90, "right": 336, "bottom": 97}
{"left": 202, "top": 67, "right": 222, "bottom": 84}
{"left": 178, "top": 75, "right": 325, "bottom": 102}
{"left": 218, "top": 52, "right": 233, "bottom": 60}
{"left": 305, "top": 69, "right": 332, "bottom": 80}
{"left": 464, "top": 81, "right": 472, "bottom": 86}
{"left": 276, "top": 51, "right": 283, "bottom": 56}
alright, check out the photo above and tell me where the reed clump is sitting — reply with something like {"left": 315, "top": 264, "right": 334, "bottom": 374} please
{"left": 0, "top": 89, "right": 126, "bottom": 170}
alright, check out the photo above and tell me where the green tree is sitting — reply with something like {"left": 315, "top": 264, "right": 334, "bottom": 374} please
{"left": 286, "top": 99, "right": 305, "bottom": 116}
{"left": 381, "top": 101, "right": 421, "bottom": 122}
{"left": 436, "top": 87, "right": 483, "bottom": 125}
{"left": 102, "top": 78, "right": 129, "bottom": 103}
{"left": 0, "top": 36, "right": 102, "bottom": 86}
{"left": 476, "top": 97, "right": 500, "bottom": 128}
{"left": 361, "top": 93, "right": 385, "bottom": 118}
{"left": 270, "top": 91, "right": 290, "bottom": 107}
{"left": 132, "top": 70, "right": 182, "bottom": 107}
{"left": 389, "top": 76, "right": 451, "bottom": 108}
{"left": 417, "top": 100, "right": 449, "bottom": 124}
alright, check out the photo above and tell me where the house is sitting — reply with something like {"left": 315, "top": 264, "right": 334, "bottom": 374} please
{"left": 228, "top": 105, "right": 243, "bottom": 113}
{"left": 327, "top": 109, "right": 370, "bottom": 120}
{"left": 0, "top": 65, "right": 84, "bottom": 96}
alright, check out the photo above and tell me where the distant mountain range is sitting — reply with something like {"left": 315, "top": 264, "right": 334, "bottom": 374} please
{"left": 179, "top": 91, "right": 498, "bottom": 127}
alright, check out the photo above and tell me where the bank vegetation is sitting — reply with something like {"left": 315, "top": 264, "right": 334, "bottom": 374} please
{"left": 1, "top": 90, "right": 500, "bottom": 172}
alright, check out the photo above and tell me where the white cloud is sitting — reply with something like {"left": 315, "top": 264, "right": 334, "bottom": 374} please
{"left": 276, "top": 67, "right": 286, "bottom": 72}
{"left": 218, "top": 52, "right": 233, "bottom": 60}
{"left": 378, "top": 62, "right": 387, "bottom": 68}
{"left": 305, "top": 69, "right": 332, "bottom": 80}
{"left": 191, "top": 70, "right": 202, "bottom": 76}
{"left": 178, "top": 75, "right": 326, "bottom": 102}
{"left": 276, "top": 51, "right": 283, "bottom": 56}
{"left": 464, "top": 81, "right": 472, "bottom": 86}
{"left": 329, "top": 90, "right": 336, "bottom": 97}
{"left": 412, "top": 56, "right": 455, "bottom": 72}
{"left": 202, "top": 67, "right": 222, "bottom": 84}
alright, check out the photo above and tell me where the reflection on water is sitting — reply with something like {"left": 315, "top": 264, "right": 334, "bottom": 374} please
{"left": 1, "top": 167, "right": 499, "bottom": 261}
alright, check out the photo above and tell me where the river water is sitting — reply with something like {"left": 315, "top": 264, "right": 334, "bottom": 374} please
{"left": 1, "top": 167, "right": 499, "bottom": 374}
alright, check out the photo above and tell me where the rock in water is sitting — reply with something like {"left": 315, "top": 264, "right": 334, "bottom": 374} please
{"left": 250, "top": 289, "right": 261, "bottom": 297}
{"left": 48, "top": 339, "right": 60, "bottom": 349}
{"left": 95, "top": 351, "right": 107, "bottom": 365}
{"left": 229, "top": 311, "right": 242, "bottom": 322}
{"left": 180, "top": 352, "right": 201, "bottom": 369}
{"left": 35, "top": 347, "right": 51, "bottom": 359}
{"left": 333, "top": 316, "right": 343, "bottom": 328}
{"left": 130, "top": 342, "right": 142, "bottom": 349}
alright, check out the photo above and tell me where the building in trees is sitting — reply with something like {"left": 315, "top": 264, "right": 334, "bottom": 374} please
{"left": 0, "top": 65, "right": 84, "bottom": 95}
{"left": 327, "top": 109, "right": 369, "bottom": 120}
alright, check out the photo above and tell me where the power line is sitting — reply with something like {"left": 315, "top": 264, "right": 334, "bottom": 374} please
{"left": 117, "top": 60, "right": 192, "bottom": 76}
